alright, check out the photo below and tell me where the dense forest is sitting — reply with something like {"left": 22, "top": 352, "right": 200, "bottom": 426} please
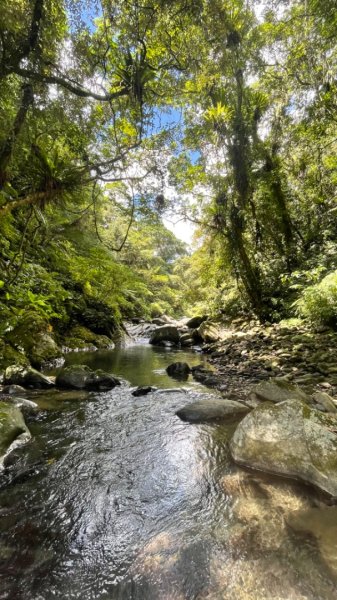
{"left": 1, "top": 0, "right": 337, "bottom": 368}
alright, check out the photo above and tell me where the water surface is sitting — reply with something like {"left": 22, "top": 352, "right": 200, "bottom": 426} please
{"left": 0, "top": 343, "right": 336, "bottom": 599}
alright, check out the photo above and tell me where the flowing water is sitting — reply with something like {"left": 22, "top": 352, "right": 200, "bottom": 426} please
{"left": 1, "top": 343, "right": 337, "bottom": 600}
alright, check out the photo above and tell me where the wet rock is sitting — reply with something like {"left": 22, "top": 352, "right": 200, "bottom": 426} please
{"left": 0, "top": 402, "right": 31, "bottom": 464}
{"left": 149, "top": 325, "right": 180, "bottom": 346}
{"left": 4, "top": 365, "right": 54, "bottom": 389}
{"left": 2, "top": 384, "right": 26, "bottom": 395}
{"left": 132, "top": 386, "right": 156, "bottom": 397}
{"left": 186, "top": 315, "right": 208, "bottom": 329}
{"left": 249, "top": 378, "right": 308, "bottom": 404}
{"left": 166, "top": 362, "right": 191, "bottom": 379}
{"left": 56, "top": 365, "right": 120, "bottom": 390}
{"left": 176, "top": 398, "right": 250, "bottom": 423}
{"left": 0, "top": 395, "right": 38, "bottom": 414}
{"left": 230, "top": 399, "right": 337, "bottom": 498}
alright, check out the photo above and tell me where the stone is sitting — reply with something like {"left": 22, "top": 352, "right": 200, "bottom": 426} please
{"left": 179, "top": 333, "right": 194, "bottom": 347}
{"left": 63, "top": 325, "right": 114, "bottom": 351}
{"left": 0, "top": 402, "right": 31, "bottom": 464}
{"left": 166, "top": 362, "right": 191, "bottom": 379}
{"left": 196, "top": 321, "right": 221, "bottom": 344}
{"left": 2, "top": 385, "right": 26, "bottom": 395}
{"left": 312, "top": 392, "right": 337, "bottom": 413}
{"left": 185, "top": 315, "right": 208, "bottom": 329}
{"left": 55, "top": 365, "right": 92, "bottom": 389}
{"left": 5, "top": 311, "right": 62, "bottom": 368}
{"left": 0, "top": 395, "right": 38, "bottom": 414}
{"left": 55, "top": 365, "right": 120, "bottom": 390}
{"left": 149, "top": 325, "right": 180, "bottom": 346}
{"left": 4, "top": 365, "right": 54, "bottom": 389}
{"left": 176, "top": 398, "right": 250, "bottom": 423}
{"left": 132, "top": 386, "right": 156, "bottom": 397}
{"left": 230, "top": 399, "right": 337, "bottom": 498}
{"left": 249, "top": 378, "right": 308, "bottom": 404}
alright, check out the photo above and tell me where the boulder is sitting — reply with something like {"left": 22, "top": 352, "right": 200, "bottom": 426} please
{"left": 166, "top": 362, "right": 191, "bottom": 379}
{"left": 86, "top": 370, "right": 120, "bottom": 391}
{"left": 4, "top": 365, "right": 54, "bottom": 389}
{"left": 0, "top": 395, "right": 38, "bottom": 415}
{"left": 2, "top": 384, "right": 26, "bottom": 395}
{"left": 63, "top": 325, "right": 114, "bottom": 351}
{"left": 196, "top": 321, "right": 221, "bottom": 344}
{"left": 186, "top": 315, "right": 208, "bottom": 329}
{"left": 5, "top": 311, "right": 62, "bottom": 368}
{"left": 149, "top": 325, "right": 180, "bottom": 346}
{"left": 230, "top": 399, "right": 337, "bottom": 498}
{"left": 0, "top": 402, "right": 31, "bottom": 464}
{"left": 132, "top": 386, "right": 156, "bottom": 397}
{"left": 312, "top": 391, "right": 337, "bottom": 413}
{"left": 179, "top": 333, "right": 194, "bottom": 347}
{"left": 55, "top": 365, "right": 120, "bottom": 390}
{"left": 176, "top": 398, "right": 250, "bottom": 423}
{"left": 249, "top": 378, "right": 308, "bottom": 404}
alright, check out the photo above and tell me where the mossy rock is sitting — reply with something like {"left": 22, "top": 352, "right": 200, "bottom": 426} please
{"left": 0, "top": 339, "right": 30, "bottom": 372}
{"left": 0, "top": 401, "right": 31, "bottom": 460}
{"left": 62, "top": 325, "right": 114, "bottom": 351}
{"left": 5, "top": 311, "right": 61, "bottom": 368}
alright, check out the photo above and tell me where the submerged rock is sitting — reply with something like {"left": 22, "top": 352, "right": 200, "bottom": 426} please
{"left": 230, "top": 399, "right": 337, "bottom": 498}
{"left": 4, "top": 365, "right": 54, "bottom": 389}
{"left": 288, "top": 506, "right": 337, "bottom": 581}
{"left": 166, "top": 362, "right": 191, "bottom": 379}
{"left": 55, "top": 365, "right": 120, "bottom": 390}
{"left": 0, "top": 401, "right": 31, "bottom": 464}
{"left": 249, "top": 378, "right": 308, "bottom": 404}
{"left": 176, "top": 398, "right": 250, "bottom": 423}
{"left": 149, "top": 325, "right": 180, "bottom": 346}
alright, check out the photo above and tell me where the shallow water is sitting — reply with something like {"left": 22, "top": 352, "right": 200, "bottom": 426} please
{"left": 1, "top": 343, "right": 337, "bottom": 600}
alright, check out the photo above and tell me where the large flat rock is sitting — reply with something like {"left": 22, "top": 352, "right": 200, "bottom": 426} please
{"left": 176, "top": 398, "right": 250, "bottom": 423}
{"left": 230, "top": 399, "right": 337, "bottom": 498}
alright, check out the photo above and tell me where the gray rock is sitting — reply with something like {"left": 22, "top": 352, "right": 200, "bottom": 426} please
{"left": 55, "top": 365, "right": 120, "bottom": 390}
{"left": 312, "top": 391, "right": 337, "bottom": 413}
{"left": 249, "top": 378, "right": 308, "bottom": 404}
{"left": 4, "top": 365, "right": 54, "bottom": 389}
{"left": 166, "top": 362, "right": 191, "bottom": 379}
{"left": 196, "top": 321, "right": 221, "bottom": 343}
{"left": 230, "top": 399, "right": 337, "bottom": 498}
{"left": 186, "top": 315, "right": 208, "bottom": 329}
{"left": 2, "top": 384, "right": 26, "bottom": 395}
{"left": 0, "top": 395, "right": 38, "bottom": 414}
{"left": 176, "top": 398, "right": 250, "bottom": 422}
{"left": 0, "top": 401, "right": 31, "bottom": 464}
{"left": 149, "top": 325, "right": 180, "bottom": 346}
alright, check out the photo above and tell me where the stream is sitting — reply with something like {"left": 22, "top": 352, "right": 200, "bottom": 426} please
{"left": 1, "top": 342, "right": 337, "bottom": 599}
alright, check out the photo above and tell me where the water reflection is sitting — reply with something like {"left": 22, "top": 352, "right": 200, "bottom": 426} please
{"left": 0, "top": 345, "right": 337, "bottom": 599}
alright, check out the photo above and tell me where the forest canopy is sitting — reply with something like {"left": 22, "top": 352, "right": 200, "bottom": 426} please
{"left": 1, "top": 0, "right": 337, "bottom": 350}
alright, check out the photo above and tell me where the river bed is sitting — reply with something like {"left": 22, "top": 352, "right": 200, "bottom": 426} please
{"left": 0, "top": 343, "right": 337, "bottom": 599}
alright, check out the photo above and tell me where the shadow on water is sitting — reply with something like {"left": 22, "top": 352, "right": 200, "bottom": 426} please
{"left": 0, "top": 343, "right": 337, "bottom": 599}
